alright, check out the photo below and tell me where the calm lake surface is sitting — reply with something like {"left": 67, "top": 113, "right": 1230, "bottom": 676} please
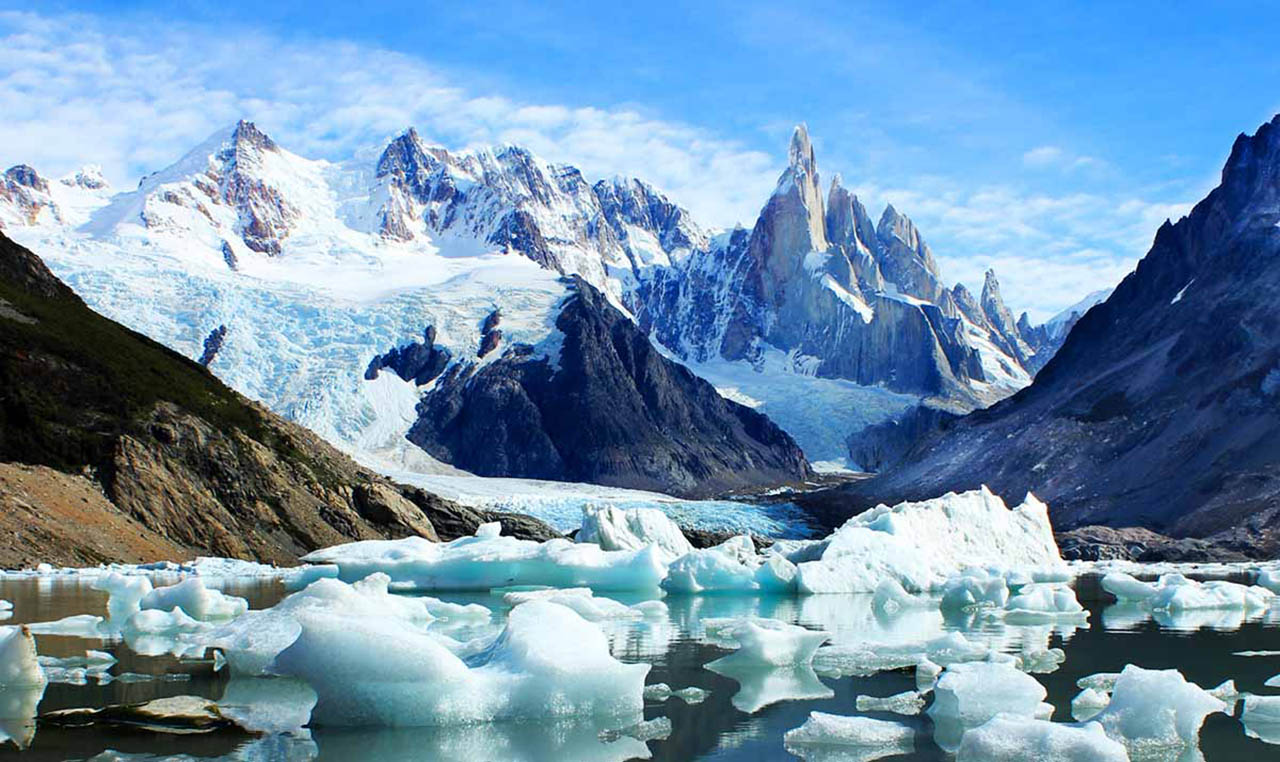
{"left": 1, "top": 572, "right": 1278, "bottom": 761}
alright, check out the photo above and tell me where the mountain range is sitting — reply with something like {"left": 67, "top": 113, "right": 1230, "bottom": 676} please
{"left": 831, "top": 114, "right": 1280, "bottom": 558}
{"left": 0, "top": 120, "right": 1072, "bottom": 489}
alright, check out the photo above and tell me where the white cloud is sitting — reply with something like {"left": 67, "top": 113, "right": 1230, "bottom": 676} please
{"left": 0, "top": 11, "right": 778, "bottom": 227}
{"left": 1022, "top": 145, "right": 1064, "bottom": 167}
{"left": 0, "top": 10, "right": 1200, "bottom": 321}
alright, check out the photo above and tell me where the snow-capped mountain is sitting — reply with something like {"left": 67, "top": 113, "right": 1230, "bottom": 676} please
{"left": 0, "top": 120, "right": 1075, "bottom": 477}
{"left": 841, "top": 113, "right": 1280, "bottom": 551}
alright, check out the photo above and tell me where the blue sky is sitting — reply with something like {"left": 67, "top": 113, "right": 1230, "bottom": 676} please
{"left": 3, "top": 1, "right": 1278, "bottom": 319}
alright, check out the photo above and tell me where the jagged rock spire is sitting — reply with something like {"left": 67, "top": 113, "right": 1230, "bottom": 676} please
{"left": 788, "top": 124, "right": 818, "bottom": 178}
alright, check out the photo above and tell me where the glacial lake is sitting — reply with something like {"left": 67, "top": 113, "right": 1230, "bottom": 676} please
{"left": 2, "top": 572, "right": 1279, "bottom": 761}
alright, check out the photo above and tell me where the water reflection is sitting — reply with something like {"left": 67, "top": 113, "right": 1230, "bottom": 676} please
{"left": 1, "top": 573, "right": 1279, "bottom": 761}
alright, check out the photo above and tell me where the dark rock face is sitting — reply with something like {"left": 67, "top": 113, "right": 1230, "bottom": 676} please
{"left": 217, "top": 121, "right": 294, "bottom": 255}
{"left": 408, "top": 277, "right": 811, "bottom": 497}
{"left": 221, "top": 241, "right": 238, "bottom": 271}
{"left": 0, "top": 231, "right": 476, "bottom": 565}
{"left": 198, "top": 324, "right": 227, "bottom": 367}
{"left": 366, "top": 326, "right": 452, "bottom": 385}
{"left": 631, "top": 127, "right": 995, "bottom": 405}
{"left": 838, "top": 114, "right": 1280, "bottom": 554}
{"left": 478, "top": 309, "right": 502, "bottom": 358}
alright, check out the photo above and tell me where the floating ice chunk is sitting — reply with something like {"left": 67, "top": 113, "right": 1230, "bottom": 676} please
{"left": 301, "top": 717, "right": 649, "bottom": 762}
{"left": 0, "top": 683, "right": 43, "bottom": 750}
{"left": 1019, "top": 647, "right": 1067, "bottom": 674}
{"left": 501, "top": 588, "right": 664, "bottom": 621}
{"left": 1092, "top": 665, "right": 1226, "bottom": 752}
{"left": 140, "top": 577, "right": 249, "bottom": 621}
{"left": 1207, "top": 679, "right": 1242, "bottom": 705}
{"left": 662, "top": 547, "right": 797, "bottom": 594}
{"left": 928, "top": 661, "right": 1050, "bottom": 751}
{"left": 856, "top": 690, "right": 925, "bottom": 715}
{"left": 708, "top": 535, "right": 759, "bottom": 566}
{"left": 26, "top": 614, "right": 105, "bottom": 638}
{"left": 1243, "top": 696, "right": 1280, "bottom": 745}
{"left": 939, "top": 568, "right": 1009, "bottom": 611}
{"left": 872, "top": 579, "right": 934, "bottom": 614}
{"left": 1149, "top": 574, "right": 1274, "bottom": 611}
{"left": 707, "top": 619, "right": 829, "bottom": 667}
{"left": 1071, "top": 687, "right": 1111, "bottom": 721}
{"left": 0, "top": 627, "right": 45, "bottom": 688}
{"left": 126, "top": 607, "right": 210, "bottom": 635}
{"left": 814, "top": 630, "right": 990, "bottom": 679}
{"left": 795, "top": 489, "right": 1064, "bottom": 594}
{"left": 916, "top": 659, "right": 942, "bottom": 692}
{"left": 784, "top": 712, "right": 915, "bottom": 760}
{"left": 603, "top": 715, "right": 672, "bottom": 743}
{"left": 208, "top": 574, "right": 439, "bottom": 675}
{"left": 1100, "top": 572, "right": 1157, "bottom": 601}
{"left": 1267, "top": 673, "right": 1280, "bottom": 688}
{"left": 642, "top": 682, "right": 708, "bottom": 704}
{"left": 1255, "top": 567, "right": 1280, "bottom": 593}
{"left": 1077, "top": 672, "right": 1121, "bottom": 692}
{"left": 0, "top": 602, "right": 10, "bottom": 612}
{"left": 270, "top": 600, "right": 648, "bottom": 726}
{"left": 576, "top": 504, "right": 693, "bottom": 562}
{"left": 303, "top": 531, "right": 667, "bottom": 592}
{"left": 215, "top": 677, "right": 318, "bottom": 733}
{"left": 956, "top": 715, "right": 1127, "bottom": 761}
{"left": 708, "top": 660, "right": 833, "bottom": 713}
{"left": 1002, "top": 583, "right": 1088, "bottom": 624}
{"left": 93, "top": 572, "right": 154, "bottom": 621}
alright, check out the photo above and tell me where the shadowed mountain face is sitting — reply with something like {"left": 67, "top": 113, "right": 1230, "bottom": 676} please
{"left": 836, "top": 114, "right": 1280, "bottom": 555}
{"left": 409, "top": 277, "right": 812, "bottom": 498}
{"left": 0, "top": 232, "right": 554, "bottom": 566}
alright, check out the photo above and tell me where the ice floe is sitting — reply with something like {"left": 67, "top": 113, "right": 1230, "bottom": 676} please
{"left": 577, "top": 504, "right": 693, "bottom": 562}
{"left": 956, "top": 715, "right": 1127, "bottom": 761}
{"left": 270, "top": 598, "right": 648, "bottom": 726}
{"left": 1091, "top": 665, "right": 1226, "bottom": 755}
{"left": 927, "top": 661, "right": 1052, "bottom": 750}
{"left": 783, "top": 712, "right": 916, "bottom": 761}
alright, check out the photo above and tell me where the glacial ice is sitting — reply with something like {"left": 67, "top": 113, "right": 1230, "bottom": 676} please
{"left": 0, "top": 628, "right": 44, "bottom": 688}
{"left": 956, "top": 715, "right": 1127, "bottom": 761}
{"left": 576, "top": 504, "right": 692, "bottom": 562}
{"left": 270, "top": 599, "right": 648, "bottom": 726}
{"left": 783, "top": 712, "right": 915, "bottom": 760}
{"left": 1091, "top": 665, "right": 1226, "bottom": 752}
{"left": 215, "top": 677, "right": 318, "bottom": 733}
{"left": 500, "top": 588, "right": 665, "bottom": 621}
{"left": 855, "top": 690, "right": 925, "bottom": 715}
{"left": 705, "top": 618, "right": 829, "bottom": 667}
{"left": 209, "top": 573, "right": 444, "bottom": 675}
{"left": 794, "top": 488, "right": 1064, "bottom": 594}
{"left": 1242, "top": 696, "right": 1280, "bottom": 745}
{"left": 1102, "top": 571, "right": 1274, "bottom": 611}
{"left": 1071, "top": 687, "right": 1111, "bottom": 721}
{"left": 302, "top": 528, "right": 668, "bottom": 592}
{"left": 642, "top": 682, "right": 708, "bottom": 704}
{"left": 139, "top": 577, "right": 249, "bottom": 621}
{"left": 927, "top": 661, "right": 1051, "bottom": 750}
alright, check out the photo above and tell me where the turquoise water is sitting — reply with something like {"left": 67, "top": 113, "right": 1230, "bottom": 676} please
{"left": 1, "top": 573, "right": 1278, "bottom": 761}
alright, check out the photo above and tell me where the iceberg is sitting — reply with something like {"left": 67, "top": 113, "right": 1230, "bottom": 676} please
{"left": 1091, "top": 665, "right": 1226, "bottom": 753}
{"left": 576, "top": 504, "right": 693, "bottom": 562}
{"left": 956, "top": 715, "right": 1127, "bottom": 761}
{"left": 795, "top": 488, "right": 1065, "bottom": 594}
{"left": 855, "top": 690, "right": 925, "bottom": 715}
{"left": 0, "top": 628, "right": 44, "bottom": 688}
{"left": 270, "top": 599, "right": 649, "bottom": 726}
{"left": 705, "top": 618, "right": 829, "bottom": 667}
{"left": 783, "top": 712, "right": 916, "bottom": 761}
{"left": 140, "top": 577, "right": 249, "bottom": 621}
{"left": 500, "top": 588, "right": 665, "bottom": 621}
{"left": 302, "top": 524, "right": 667, "bottom": 592}
{"left": 927, "top": 661, "right": 1051, "bottom": 751}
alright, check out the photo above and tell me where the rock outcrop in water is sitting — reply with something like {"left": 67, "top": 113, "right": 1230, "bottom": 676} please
{"left": 408, "top": 276, "right": 812, "bottom": 497}
{"left": 0, "top": 231, "right": 552, "bottom": 566}
{"left": 833, "top": 114, "right": 1280, "bottom": 557}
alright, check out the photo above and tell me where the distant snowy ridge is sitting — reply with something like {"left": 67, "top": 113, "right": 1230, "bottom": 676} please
{"left": 0, "top": 120, "right": 1089, "bottom": 477}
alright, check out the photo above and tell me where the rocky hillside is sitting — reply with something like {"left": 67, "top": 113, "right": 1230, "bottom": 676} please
{"left": 406, "top": 276, "right": 812, "bottom": 497}
{"left": 0, "top": 232, "right": 554, "bottom": 567}
{"left": 833, "top": 114, "right": 1280, "bottom": 556}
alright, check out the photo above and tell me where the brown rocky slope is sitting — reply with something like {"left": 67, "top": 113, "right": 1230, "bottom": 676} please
{"left": 0, "top": 231, "right": 555, "bottom": 568}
